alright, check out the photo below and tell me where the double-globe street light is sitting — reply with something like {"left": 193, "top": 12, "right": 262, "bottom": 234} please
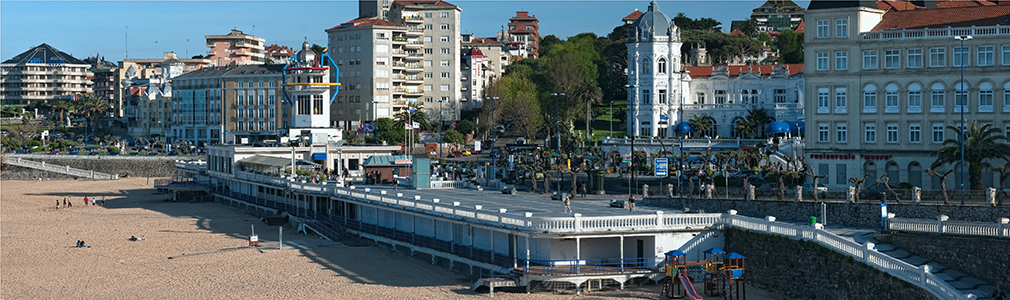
{"left": 954, "top": 35, "right": 972, "bottom": 205}
{"left": 485, "top": 96, "right": 499, "bottom": 186}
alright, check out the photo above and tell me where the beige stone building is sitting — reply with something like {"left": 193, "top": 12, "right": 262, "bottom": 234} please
{"left": 803, "top": 0, "right": 1010, "bottom": 189}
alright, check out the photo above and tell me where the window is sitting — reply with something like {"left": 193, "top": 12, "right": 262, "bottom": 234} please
{"left": 816, "top": 20, "right": 829, "bottom": 38}
{"left": 440, "top": 36, "right": 449, "bottom": 42}
{"left": 929, "top": 48, "right": 945, "bottom": 67}
{"left": 697, "top": 92, "right": 706, "bottom": 104}
{"left": 836, "top": 124, "right": 847, "bottom": 143}
{"left": 817, "top": 88, "right": 829, "bottom": 113}
{"left": 863, "top": 50, "right": 878, "bottom": 69}
{"left": 834, "top": 88, "right": 847, "bottom": 113}
{"left": 440, "top": 24, "right": 449, "bottom": 30}
{"left": 978, "top": 46, "right": 994, "bottom": 66}
{"left": 1004, "top": 82, "right": 1010, "bottom": 111}
{"left": 887, "top": 124, "right": 898, "bottom": 143}
{"left": 424, "top": 12, "right": 432, "bottom": 18}
{"left": 424, "top": 48, "right": 433, "bottom": 54}
{"left": 440, "top": 60, "right": 450, "bottom": 66}
{"left": 642, "top": 58, "right": 651, "bottom": 74}
{"left": 931, "top": 83, "right": 945, "bottom": 112}
{"left": 657, "top": 58, "right": 667, "bottom": 73}
{"left": 424, "top": 60, "right": 432, "bottom": 66}
{"left": 885, "top": 84, "right": 899, "bottom": 113}
{"left": 440, "top": 48, "right": 450, "bottom": 54}
{"left": 907, "top": 123, "right": 921, "bottom": 143}
{"left": 376, "top": 70, "right": 389, "bottom": 78}
{"left": 818, "top": 124, "right": 829, "bottom": 142}
{"left": 715, "top": 90, "right": 727, "bottom": 104}
{"left": 424, "top": 72, "right": 432, "bottom": 79}
{"left": 774, "top": 89, "right": 786, "bottom": 103}
{"left": 424, "top": 84, "right": 432, "bottom": 91}
{"left": 932, "top": 124, "right": 944, "bottom": 143}
{"left": 953, "top": 46, "right": 969, "bottom": 67}
{"left": 441, "top": 12, "right": 449, "bottom": 18}
{"left": 907, "top": 83, "right": 922, "bottom": 113}
{"left": 313, "top": 95, "right": 323, "bottom": 115}
{"left": 269, "top": 95, "right": 275, "bottom": 105}
{"left": 835, "top": 51, "right": 847, "bottom": 70}
{"left": 835, "top": 19, "right": 848, "bottom": 38}
{"left": 955, "top": 82, "right": 968, "bottom": 112}
{"left": 440, "top": 84, "right": 449, "bottom": 91}
{"left": 907, "top": 48, "right": 923, "bottom": 68}
{"left": 1003, "top": 46, "right": 1010, "bottom": 66}
{"left": 863, "top": 85, "right": 877, "bottom": 113}
{"left": 816, "top": 52, "right": 828, "bottom": 70}
{"left": 865, "top": 123, "right": 876, "bottom": 143}
{"left": 979, "top": 82, "right": 994, "bottom": 112}
{"left": 642, "top": 90, "right": 651, "bottom": 104}
{"left": 424, "top": 36, "right": 432, "bottom": 42}
{"left": 884, "top": 50, "right": 900, "bottom": 69}
{"left": 440, "top": 72, "right": 450, "bottom": 78}
{"left": 836, "top": 163, "right": 847, "bottom": 185}
{"left": 658, "top": 89, "right": 667, "bottom": 104}
{"left": 297, "top": 95, "right": 311, "bottom": 115}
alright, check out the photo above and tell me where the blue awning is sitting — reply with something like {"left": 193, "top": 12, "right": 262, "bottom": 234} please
{"left": 727, "top": 252, "right": 746, "bottom": 259}
{"left": 675, "top": 122, "right": 692, "bottom": 133}
{"left": 766, "top": 121, "right": 791, "bottom": 134}
{"left": 312, "top": 153, "right": 327, "bottom": 161}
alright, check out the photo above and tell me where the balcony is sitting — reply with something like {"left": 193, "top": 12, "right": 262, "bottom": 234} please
{"left": 393, "top": 37, "right": 408, "bottom": 44}
{"left": 401, "top": 15, "right": 424, "bottom": 23}
{"left": 406, "top": 28, "right": 424, "bottom": 36}
{"left": 393, "top": 87, "right": 423, "bottom": 95}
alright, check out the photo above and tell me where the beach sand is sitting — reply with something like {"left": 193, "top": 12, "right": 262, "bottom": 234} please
{"left": 1, "top": 178, "right": 785, "bottom": 299}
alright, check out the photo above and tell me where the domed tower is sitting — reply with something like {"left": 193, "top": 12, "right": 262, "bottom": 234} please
{"left": 626, "top": 1, "right": 688, "bottom": 138}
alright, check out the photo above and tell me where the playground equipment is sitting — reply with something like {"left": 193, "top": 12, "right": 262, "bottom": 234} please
{"left": 662, "top": 247, "right": 746, "bottom": 300}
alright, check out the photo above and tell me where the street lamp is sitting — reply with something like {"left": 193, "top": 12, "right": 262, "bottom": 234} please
{"left": 954, "top": 35, "right": 971, "bottom": 205}
{"left": 438, "top": 99, "right": 445, "bottom": 158}
{"left": 550, "top": 92, "right": 564, "bottom": 193}
{"left": 624, "top": 84, "right": 638, "bottom": 196}
{"left": 485, "top": 96, "right": 499, "bottom": 186}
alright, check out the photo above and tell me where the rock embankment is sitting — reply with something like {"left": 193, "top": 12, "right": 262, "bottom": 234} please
{"left": 1, "top": 156, "right": 185, "bottom": 180}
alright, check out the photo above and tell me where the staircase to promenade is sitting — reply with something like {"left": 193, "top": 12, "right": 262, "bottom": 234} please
{"left": 1, "top": 156, "right": 117, "bottom": 180}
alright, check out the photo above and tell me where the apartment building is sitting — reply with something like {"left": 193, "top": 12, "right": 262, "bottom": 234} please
{"left": 505, "top": 11, "right": 541, "bottom": 59}
{"left": 0, "top": 43, "right": 92, "bottom": 105}
{"left": 84, "top": 55, "right": 123, "bottom": 117}
{"left": 205, "top": 29, "right": 266, "bottom": 66}
{"left": 750, "top": 0, "right": 805, "bottom": 32}
{"left": 265, "top": 44, "right": 296, "bottom": 64}
{"left": 803, "top": 0, "right": 1010, "bottom": 189}
{"left": 461, "top": 35, "right": 508, "bottom": 110}
{"left": 169, "top": 64, "right": 288, "bottom": 145}
{"left": 388, "top": 0, "right": 463, "bottom": 124}
{"left": 326, "top": 16, "right": 414, "bottom": 130}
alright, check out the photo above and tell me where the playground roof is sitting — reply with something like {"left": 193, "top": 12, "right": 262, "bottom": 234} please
{"left": 703, "top": 247, "right": 726, "bottom": 254}
{"left": 727, "top": 252, "right": 746, "bottom": 259}
{"left": 666, "top": 250, "right": 687, "bottom": 256}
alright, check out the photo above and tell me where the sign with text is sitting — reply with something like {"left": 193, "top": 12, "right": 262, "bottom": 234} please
{"left": 655, "top": 158, "right": 668, "bottom": 177}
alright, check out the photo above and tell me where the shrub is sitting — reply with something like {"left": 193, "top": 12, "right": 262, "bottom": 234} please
{"left": 106, "top": 146, "right": 120, "bottom": 153}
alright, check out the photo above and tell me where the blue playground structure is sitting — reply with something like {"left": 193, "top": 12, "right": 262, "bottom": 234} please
{"left": 662, "top": 248, "right": 746, "bottom": 300}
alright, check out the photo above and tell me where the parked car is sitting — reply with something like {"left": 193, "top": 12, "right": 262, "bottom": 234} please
{"left": 802, "top": 183, "right": 829, "bottom": 198}
{"left": 859, "top": 183, "right": 903, "bottom": 200}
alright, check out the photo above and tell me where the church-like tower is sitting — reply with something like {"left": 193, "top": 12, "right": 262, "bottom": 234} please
{"left": 626, "top": 1, "right": 688, "bottom": 138}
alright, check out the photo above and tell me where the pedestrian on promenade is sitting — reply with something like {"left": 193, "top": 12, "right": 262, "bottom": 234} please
{"left": 563, "top": 193, "right": 572, "bottom": 214}
{"left": 628, "top": 195, "right": 636, "bottom": 213}
{"left": 579, "top": 182, "right": 587, "bottom": 198}
{"left": 67, "top": 198, "right": 72, "bottom": 208}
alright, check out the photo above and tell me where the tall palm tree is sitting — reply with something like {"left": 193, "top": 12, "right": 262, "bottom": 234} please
{"left": 932, "top": 120, "right": 1010, "bottom": 190}
{"left": 744, "top": 107, "right": 775, "bottom": 138}
{"left": 80, "top": 93, "right": 109, "bottom": 132}
{"left": 394, "top": 103, "right": 430, "bottom": 131}
{"left": 687, "top": 113, "right": 715, "bottom": 137}
{"left": 734, "top": 117, "right": 756, "bottom": 138}
{"left": 54, "top": 97, "right": 78, "bottom": 127}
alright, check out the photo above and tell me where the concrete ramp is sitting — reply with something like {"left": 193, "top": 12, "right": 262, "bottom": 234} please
{"left": 2, "top": 157, "right": 117, "bottom": 180}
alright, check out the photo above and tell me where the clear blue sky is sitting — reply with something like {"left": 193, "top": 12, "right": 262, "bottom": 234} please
{"left": 1, "top": 0, "right": 809, "bottom": 63}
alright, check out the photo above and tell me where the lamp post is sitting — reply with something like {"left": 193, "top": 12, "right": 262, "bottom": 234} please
{"left": 550, "top": 93, "right": 564, "bottom": 193}
{"left": 438, "top": 99, "right": 445, "bottom": 158}
{"left": 486, "top": 96, "right": 499, "bottom": 186}
{"left": 624, "top": 84, "right": 638, "bottom": 196}
{"left": 675, "top": 70, "right": 690, "bottom": 197}
{"left": 954, "top": 35, "right": 972, "bottom": 205}
{"left": 609, "top": 101, "right": 613, "bottom": 137}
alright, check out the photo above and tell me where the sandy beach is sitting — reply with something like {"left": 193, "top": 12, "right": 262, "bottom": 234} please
{"left": 1, "top": 178, "right": 783, "bottom": 299}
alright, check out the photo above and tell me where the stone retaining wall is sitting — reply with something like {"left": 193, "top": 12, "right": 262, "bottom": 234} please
{"left": 650, "top": 197, "right": 1010, "bottom": 228}
{"left": 724, "top": 228, "right": 938, "bottom": 300}
{"left": 877, "top": 232, "right": 1010, "bottom": 293}
{"left": 1, "top": 156, "right": 183, "bottom": 180}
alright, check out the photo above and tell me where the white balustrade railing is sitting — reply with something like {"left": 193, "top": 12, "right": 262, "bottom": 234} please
{"left": 889, "top": 217, "right": 1009, "bottom": 239}
{"left": 430, "top": 180, "right": 468, "bottom": 189}
{"left": 4, "top": 157, "right": 117, "bottom": 179}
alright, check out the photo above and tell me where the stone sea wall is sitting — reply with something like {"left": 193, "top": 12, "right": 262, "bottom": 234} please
{"left": 1, "top": 156, "right": 184, "bottom": 180}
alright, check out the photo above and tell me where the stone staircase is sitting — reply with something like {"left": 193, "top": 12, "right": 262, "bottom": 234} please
{"left": 822, "top": 226, "right": 996, "bottom": 300}
{"left": 2, "top": 157, "right": 117, "bottom": 180}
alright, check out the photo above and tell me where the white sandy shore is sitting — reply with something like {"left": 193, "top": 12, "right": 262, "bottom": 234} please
{"left": 1, "top": 178, "right": 783, "bottom": 300}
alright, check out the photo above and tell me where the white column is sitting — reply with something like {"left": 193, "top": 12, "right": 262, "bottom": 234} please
{"left": 620, "top": 235, "right": 625, "bottom": 272}
{"left": 575, "top": 237, "right": 581, "bottom": 274}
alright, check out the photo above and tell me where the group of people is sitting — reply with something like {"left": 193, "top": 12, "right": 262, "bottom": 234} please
{"left": 57, "top": 196, "right": 105, "bottom": 209}
{"left": 75, "top": 240, "right": 88, "bottom": 248}
{"left": 364, "top": 171, "right": 384, "bottom": 184}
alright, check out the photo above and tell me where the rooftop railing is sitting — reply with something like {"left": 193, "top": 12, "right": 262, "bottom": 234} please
{"left": 861, "top": 25, "right": 1010, "bottom": 41}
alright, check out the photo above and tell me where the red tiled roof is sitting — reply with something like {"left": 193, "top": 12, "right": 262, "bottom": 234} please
{"left": 877, "top": 0, "right": 920, "bottom": 11}
{"left": 877, "top": 0, "right": 995, "bottom": 12}
{"left": 683, "top": 64, "right": 804, "bottom": 78}
{"left": 393, "top": 0, "right": 456, "bottom": 7}
{"left": 623, "top": 9, "right": 644, "bottom": 21}
{"left": 462, "top": 37, "right": 502, "bottom": 46}
{"left": 872, "top": 5, "right": 1010, "bottom": 31}
{"left": 510, "top": 11, "right": 538, "bottom": 21}
{"left": 795, "top": 20, "right": 805, "bottom": 33}
{"left": 328, "top": 16, "right": 405, "bottom": 30}
{"left": 936, "top": 0, "right": 997, "bottom": 9}
{"left": 730, "top": 29, "right": 746, "bottom": 35}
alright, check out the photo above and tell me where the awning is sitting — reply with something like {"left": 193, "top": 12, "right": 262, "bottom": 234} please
{"left": 238, "top": 155, "right": 320, "bottom": 173}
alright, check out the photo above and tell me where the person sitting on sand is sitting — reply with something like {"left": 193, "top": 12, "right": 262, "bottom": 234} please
{"left": 129, "top": 236, "right": 144, "bottom": 241}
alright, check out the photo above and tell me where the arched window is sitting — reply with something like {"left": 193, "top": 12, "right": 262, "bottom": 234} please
{"left": 884, "top": 83, "right": 899, "bottom": 112}
{"left": 907, "top": 83, "right": 922, "bottom": 113}
{"left": 954, "top": 81, "right": 969, "bottom": 111}
{"left": 641, "top": 58, "right": 651, "bottom": 74}
{"left": 863, "top": 84, "right": 877, "bottom": 113}
{"left": 930, "top": 82, "right": 945, "bottom": 112}
{"left": 1004, "top": 82, "right": 1010, "bottom": 108}
{"left": 657, "top": 58, "right": 667, "bottom": 74}
{"left": 978, "top": 82, "right": 993, "bottom": 112}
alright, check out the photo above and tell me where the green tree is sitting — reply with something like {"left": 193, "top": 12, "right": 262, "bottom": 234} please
{"left": 394, "top": 104, "right": 431, "bottom": 131}
{"left": 687, "top": 113, "right": 715, "bottom": 137}
{"left": 744, "top": 107, "right": 775, "bottom": 138}
{"left": 80, "top": 93, "right": 110, "bottom": 132}
{"left": 310, "top": 44, "right": 326, "bottom": 55}
{"left": 456, "top": 119, "right": 475, "bottom": 135}
{"left": 734, "top": 117, "right": 757, "bottom": 138}
{"left": 736, "top": 20, "right": 758, "bottom": 37}
{"left": 375, "top": 117, "right": 405, "bottom": 145}
{"left": 932, "top": 120, "right": 1010, "bottom": 191}
{"left": 442, "top": 129, "right": 464, "bottom": 144}
{"left": 777, "top": 29, "right": 804, "bottom": 64}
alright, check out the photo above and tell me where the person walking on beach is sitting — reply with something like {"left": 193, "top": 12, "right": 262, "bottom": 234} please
{"left": 101, "top": 196, "right": 106, "bottom": 206}
{"left": 579, "top": 182, "right": 587, "bottom": 198}
{"left": 63, "top": 198, "right": 67, "bottom": 208}
{"left": 67, "top": 198, "right": 72, "bottom": 208}
{"left": 56, "top": 200, "right": 60, "bottom": 209}
{"left": 84, "top": 197, "right": 89, "bottom": 206}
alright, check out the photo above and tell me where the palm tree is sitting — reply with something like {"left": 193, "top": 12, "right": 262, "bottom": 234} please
{"left": 744, "top": 107, "right": 775, "bottom": 138}
{"left": 80, "top": 93, "right": 109, "bottom": 134}
{"left": 734, "top": 117, "right": 756, "bottom": 138}
{"left": 687, "top": 113, "right": 715, "bottom": 138}
{"left": 931, "top": 120, "right": 1010, "bottom": 190}
{"left": 54, "top": 97, "right": 78, "bottom": 127}
{"left": 394, "top": 104, "right": 431, "bottom": 131}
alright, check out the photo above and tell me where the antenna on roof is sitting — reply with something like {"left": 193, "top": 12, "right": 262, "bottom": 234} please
{"left": 125, "top": 25, "right": 129, "bottom": 60}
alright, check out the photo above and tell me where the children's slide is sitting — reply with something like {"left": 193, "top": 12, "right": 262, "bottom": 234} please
{"left": 679, "top": 268, "right": 703, "bottom": 300}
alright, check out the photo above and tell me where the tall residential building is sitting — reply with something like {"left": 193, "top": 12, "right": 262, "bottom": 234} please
{"left": 461, "top": 35, "right": 509, "bottom": 110}
{"left": 170, "top": 64, "right": 288, "bottom": 145}
{"left": 389, "top": 0, "right": 463, "bottom": 124}
{"left": 750, "top": 0, "right": 806, "bottom": 32}
{"left": 461, "top": 49, "right": 487, "bottom": 110}
{"left": 84, "top": 55, "right": 124, "bottom": 117}
{"left": 123, "top": 55, "right": 190, "bottom": 138}
{"left": 505, "top": 11, "right": 541, "bottom": 59}
{"left": 803, "top": 0, "right": 1010, "bottom": 189}
{"left": 0, "top": 43, "right": 92, "bottom": 105}
{"left": 326, "top": 16, "right": 413, "bottom": 129}
{"left": 264, "top": 44, "right": 296, "bottom": 64}
{"left": 205, "top": 29, "right": 266, "bottom": 66}
{"left": 360, "top": 0, "right": 392, "bottom": 19}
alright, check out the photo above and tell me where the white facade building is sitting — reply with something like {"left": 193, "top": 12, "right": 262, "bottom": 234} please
{"left": 685, "top": 64, "right": 805, "bottom": 137}
{"left": 626, "top": 1, "right": 687, "bottom": 138}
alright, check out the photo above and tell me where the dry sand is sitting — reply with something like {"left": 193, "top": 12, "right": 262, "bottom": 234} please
{"left": 1, "top": 178, "right": 785, "bottom": 300}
